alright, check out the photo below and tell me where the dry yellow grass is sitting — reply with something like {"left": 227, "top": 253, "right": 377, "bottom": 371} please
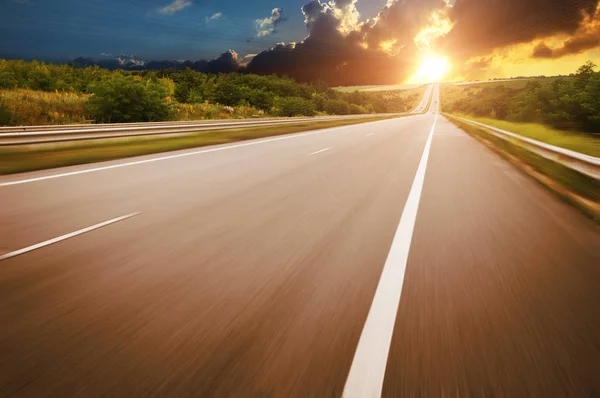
{"left": 0, "top": 89, "right": 90, "bottom": 126}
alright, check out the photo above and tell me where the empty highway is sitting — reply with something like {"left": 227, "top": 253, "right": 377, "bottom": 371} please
{"left": 0, "top": 85, "right": 599, "bottom": 397}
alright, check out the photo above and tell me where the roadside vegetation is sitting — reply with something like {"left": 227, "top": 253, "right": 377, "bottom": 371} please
{"left": 442, "top": 61, "right": 600, "bottom": 135}
{"left": 0, "top": 59, "right": 424, "bottom": 126}
{"left": 452, "top": 117, "right": 599, "bottom": 157}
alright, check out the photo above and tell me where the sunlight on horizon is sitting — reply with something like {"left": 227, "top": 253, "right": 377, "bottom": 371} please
{"left": 408, "top": 54, "right": 451, "bottom": 83}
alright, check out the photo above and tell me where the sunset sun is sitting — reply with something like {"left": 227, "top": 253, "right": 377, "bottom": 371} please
{"left": 411, "top": 54, "right": 450, "bottom": 83}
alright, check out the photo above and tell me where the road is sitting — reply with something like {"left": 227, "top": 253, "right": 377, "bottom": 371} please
{"left": 0, "top": 84, "right": 598, "bottom": 397}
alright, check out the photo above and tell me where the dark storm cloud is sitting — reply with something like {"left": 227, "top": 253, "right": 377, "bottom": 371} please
{"left": 532, "top": 3, "right": 600, "bottom": 59}
{"left": 439, "top": 0, "right": 599, "bottom": 58}
{"left": 247, "top": 0, "right": 418, "bottom": 85}
{"left": 533, "top": 35, "right": 600, "bottom": 58}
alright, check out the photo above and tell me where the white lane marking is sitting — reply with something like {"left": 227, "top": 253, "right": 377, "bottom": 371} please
{"left": 0, "top": 118, "right": 406, "bottom": 188}
{"left": 366, "top": 133, "right": 375, "bottom": 137}
{"left": 0, "top": 212, "right": 140, "bottom": 261}
{"left": 308, "top": 147, "right": 331, "bottom": 156}
{"left": 343, "top": 115, "right": 438, "bottom": 398}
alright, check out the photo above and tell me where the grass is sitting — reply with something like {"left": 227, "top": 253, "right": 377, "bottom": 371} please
{"left": 0, "top": 88, "right": 91, "bottom": 126}
{"left": 335, "top": 83, "right": 423, "bottom": 92}
{"left": 454, "top": 116, "right": 600, "bottom": 157}
{"left": 0, "top": 116, "right": 396, "bottom": 175}
{"left": 446, "top": 115, "right": 600, "bottom": 222}
{"left": 449, "top": 76, "right": 567, "bottom": 89}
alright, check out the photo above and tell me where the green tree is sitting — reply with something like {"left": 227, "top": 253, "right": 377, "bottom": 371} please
{"left": 581, "top": 74, "right": 600, "bottom": 132}
{"left": 86, "top": 74, "right": 171, "bottom": 123}
{"left": 324, "top": 99, "right": 350, "bottom": 115}
{"left": 211, "top": 80, "right": 245, "bottom": 106}
{"left": 276, "top": 96, "right": 315, "bottom": 116}
{"left": 247, "top": 90, "right": 274, "bottom": 111}
{"left": 575, "top": 61, "right": 597, "bottom": 90}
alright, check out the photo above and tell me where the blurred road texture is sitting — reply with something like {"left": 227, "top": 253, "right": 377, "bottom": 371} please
{"left": 1, "top": 84, "right": 598, "bottom": 397}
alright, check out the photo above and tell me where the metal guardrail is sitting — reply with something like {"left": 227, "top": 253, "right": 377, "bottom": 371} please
{"left": 453, "top": 116, "right": 600, "bottom": 180}
{"left": 0, "top": 114, "right": 403, "bottom": 146}
{"left": 0, "top": 84, "right": 433, "bottom": 146}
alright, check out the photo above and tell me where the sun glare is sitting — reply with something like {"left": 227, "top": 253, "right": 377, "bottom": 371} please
{"left": 410, "top": 54, "right": 450, "bottom": 83}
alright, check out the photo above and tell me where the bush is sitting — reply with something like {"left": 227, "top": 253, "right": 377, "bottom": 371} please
{"left": 349, "top": 104, "right": 368, "bottom": 114}
{"left": 0, "top": 98, "right": 13, "bottom": 125}
{"left": 277, "top": 96, "right": 315, "bottom": 116}
{"left": 211, "top": 80, "right": 245, "bottom": 106}
{"left": 248, "top": 90, "right": 274, "bottom": 111}
{"left": 324, "top": 99, "right": 350, "bottom": 115}
{"left": 86, "top": 74, "right": 171, "bottom": 123}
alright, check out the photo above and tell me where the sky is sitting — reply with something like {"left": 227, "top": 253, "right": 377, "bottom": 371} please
{"left": 2, "top": 0, "right": 600, "bottom": 84}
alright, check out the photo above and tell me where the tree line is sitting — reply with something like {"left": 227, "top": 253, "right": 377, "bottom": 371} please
{"left": 445, "top": 62, "right": 600, "bottom": 134}
{"left": 0, "top": 60, "right": 419, "bottom": 125}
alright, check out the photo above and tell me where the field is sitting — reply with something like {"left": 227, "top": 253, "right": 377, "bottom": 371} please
{"left": 334, "top": 83, "right": 423, "bottom": 92}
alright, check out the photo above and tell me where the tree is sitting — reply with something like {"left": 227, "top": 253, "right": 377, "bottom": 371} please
{"left": 581, "top": 75, "right": 600, "bottom": 132}
{"left": 276, "top": 97, "right": 315, "bottom": 116}
{"left": 324, "top": 99, "right": 350, "bottom": 115}
{"left": 211, "top": 80, "right": 245, "bottom": 106}
{"left": 248, "top": 90, "right": 274, "bottom": 111}
{"left": 86, "top": 74, "right": 171, "bottom": 123}
{"left": 575, "top": 61, "right": 597, "bottom": 90}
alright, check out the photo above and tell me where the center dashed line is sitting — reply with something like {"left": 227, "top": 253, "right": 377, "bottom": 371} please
{"left": 308, "top": 147, "right": 331, "bottom": 156}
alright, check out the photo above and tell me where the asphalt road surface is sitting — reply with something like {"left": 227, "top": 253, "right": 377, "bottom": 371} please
{"left": 0, "top": 85, "right": 598, "bottom": 397}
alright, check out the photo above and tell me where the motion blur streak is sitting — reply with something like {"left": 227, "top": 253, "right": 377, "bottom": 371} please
{"left": 0, "top": 86, "right": 599, "bottom": 396}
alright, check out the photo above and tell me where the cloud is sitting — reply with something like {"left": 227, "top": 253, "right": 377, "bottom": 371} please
{"left": 439, "top": 0, "right": 599, "bottom": 59}
{"left": 159, "top": 0, "right": 192, "bottom": 15}
{"left": 247, "top": 1, "right": 417, "bottom": 85}
{"left": 74, "top": 0, "right": 600, "bottom": 84}
{"left": 256, "top": 8, "right": 288, "bottom": 37}
{"left": 206, "top": 12, "right": 222, "bottom": 22}
{"left": 532, "top": 3, "right": 600, "bottom": 59}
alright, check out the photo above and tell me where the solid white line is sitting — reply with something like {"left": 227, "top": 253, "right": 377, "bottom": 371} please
{"left": 308, "top": 147, "right": 331, "bottom": 156}
{"left": 0, "top": 212, "right": 140, "bottom": 261}
{"left": 0, "top": 118, "right": 403, "bottom": 188}
{"left": 343, "top": 115, "right": 438, "bottom": 398}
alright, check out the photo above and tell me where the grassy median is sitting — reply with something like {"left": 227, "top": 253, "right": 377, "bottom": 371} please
{"left": 0, "top": 116, "right": 396, "bottom": 175}
{"left": 445, "top": 114, "right": 600, "bottom": 222}
{"left": 452, "top": 115, "right": 599, "bottom": 157}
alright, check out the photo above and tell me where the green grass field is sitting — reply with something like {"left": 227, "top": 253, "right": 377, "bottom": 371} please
{"left": 454, "top": 116, "right": 599, "bottom": 157}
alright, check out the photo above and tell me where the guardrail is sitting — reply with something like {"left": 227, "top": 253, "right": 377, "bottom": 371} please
{"left": 452, "top": 116, "right": 600, "bottom": 180}
{"left": 0, "top": 84, "right": 434, "bottom": 146}
{"left": 0, "top": 114, "right": 403, "bottom": 146}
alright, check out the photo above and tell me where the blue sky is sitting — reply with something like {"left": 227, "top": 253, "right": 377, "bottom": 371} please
{"left": 1, "top": 0, "right": 386, "bottom": 61}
